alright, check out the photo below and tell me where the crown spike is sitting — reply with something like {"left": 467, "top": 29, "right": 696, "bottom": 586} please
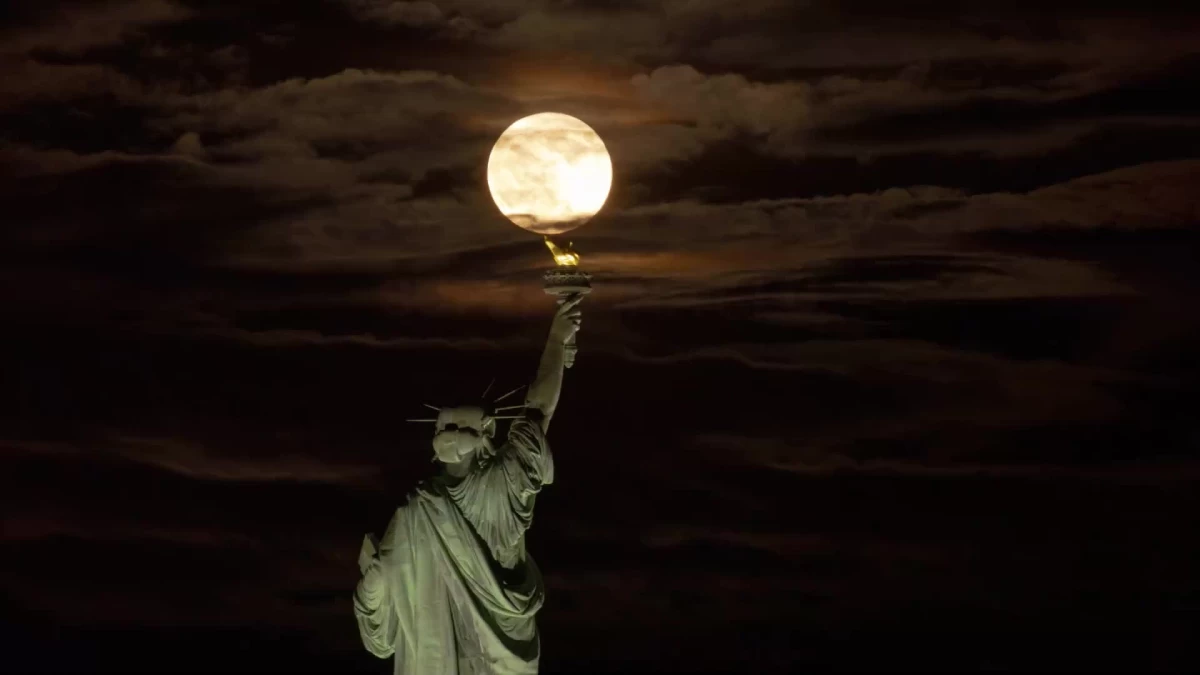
{"left": 481, "top": 378, "right": 495, "bottom": 399}
{"left": 494, "top": 384, "right": 526, "bottom": 403}
{"left": 406, "top": 418, "right": 439, "bottom": 423}
{"left": 422, "top": 403, "right": 441, "bottom": 412}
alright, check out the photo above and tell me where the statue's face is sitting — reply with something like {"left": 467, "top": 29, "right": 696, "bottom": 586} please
{"left": 432, "top": 406, "right": 495, "bottom": 464}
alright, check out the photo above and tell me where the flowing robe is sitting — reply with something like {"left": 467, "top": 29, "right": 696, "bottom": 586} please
{"left": 354, "top": 419, "right": 554, "bottom": 674}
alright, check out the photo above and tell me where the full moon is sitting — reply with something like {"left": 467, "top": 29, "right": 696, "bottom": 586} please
{"left": 487, "top": 112, "right": 612, "bottom": 235}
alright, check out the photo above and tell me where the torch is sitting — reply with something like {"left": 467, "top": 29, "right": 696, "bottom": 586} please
{"left": 541, "top": 238, "right": 591, "bottom": 368}
{"left": 486, "top": 112, "right": 612, "bottom": 369}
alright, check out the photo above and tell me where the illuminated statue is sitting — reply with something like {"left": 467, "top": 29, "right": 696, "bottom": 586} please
{"left": 353, "top": 295, "right": 583, "bottom": 674}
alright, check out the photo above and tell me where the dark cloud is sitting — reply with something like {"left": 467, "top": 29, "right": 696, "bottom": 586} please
{"left": 0, "top": 0, "right": 192, "bottom": 57}
{"left": 342, "top": 0, "right": 446, "bottom": 27}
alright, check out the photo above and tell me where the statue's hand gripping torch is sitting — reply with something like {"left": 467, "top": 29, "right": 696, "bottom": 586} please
{"left": 542, "top": 238, "right": 591, "bottom": 369}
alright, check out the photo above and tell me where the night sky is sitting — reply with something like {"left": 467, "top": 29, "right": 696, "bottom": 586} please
{"left": 3, "top": 1, "right": 1200, "bottom": 672}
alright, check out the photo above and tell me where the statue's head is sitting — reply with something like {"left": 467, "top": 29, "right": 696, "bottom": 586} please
{"left": 408, "top": 384, "right": 525, "bottom": 473}
{"left": 431, "top": 405, "right": 496, "bottom": 466}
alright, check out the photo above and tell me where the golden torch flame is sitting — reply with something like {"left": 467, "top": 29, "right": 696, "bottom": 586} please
{"left": 544, "top": 237, "right": 580, "bottom": 267}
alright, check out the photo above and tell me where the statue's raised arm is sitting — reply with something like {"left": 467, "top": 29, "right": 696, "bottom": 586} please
{"left": 523, "top": 294, "right": 582, "bottom": 433}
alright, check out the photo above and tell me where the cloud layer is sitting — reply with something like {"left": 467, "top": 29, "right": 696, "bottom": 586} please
{"left": 2, "top": 1, "right": 1199, "bottom": 671}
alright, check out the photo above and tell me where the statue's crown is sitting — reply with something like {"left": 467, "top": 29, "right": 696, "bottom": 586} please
{"left": 405, "top": 383, "right": 527, "bottom": 424}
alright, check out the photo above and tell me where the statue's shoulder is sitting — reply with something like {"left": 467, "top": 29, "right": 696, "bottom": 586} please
{"left": 408, "top": 476, "right": 451, "bottom": 502}
{"left": 386, "top": 485, "right": 432, "bottom": 528}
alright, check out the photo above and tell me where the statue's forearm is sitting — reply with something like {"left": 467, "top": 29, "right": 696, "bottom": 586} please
{"left": 525, "top": 335, "right": 566, "bottom": 431}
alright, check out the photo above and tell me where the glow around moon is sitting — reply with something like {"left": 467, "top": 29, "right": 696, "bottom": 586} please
{"left": 487, "top": 112, "right": 612, "bottom": 235}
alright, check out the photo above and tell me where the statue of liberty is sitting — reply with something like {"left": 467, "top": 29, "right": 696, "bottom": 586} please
{"left": 353, "top": 295, "right": 583, "bottom": 674}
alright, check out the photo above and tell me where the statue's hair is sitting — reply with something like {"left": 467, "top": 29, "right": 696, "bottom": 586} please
{"left": 431, "top": 432, "right": 497, "bottom": 464}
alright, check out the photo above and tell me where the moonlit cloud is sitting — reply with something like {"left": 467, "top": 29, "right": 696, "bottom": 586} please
{"left": 633, "top": 65, "right": 812, "bottom": 156}
{"left": 109, "top": 436, "right": 379, "bottom": 484}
